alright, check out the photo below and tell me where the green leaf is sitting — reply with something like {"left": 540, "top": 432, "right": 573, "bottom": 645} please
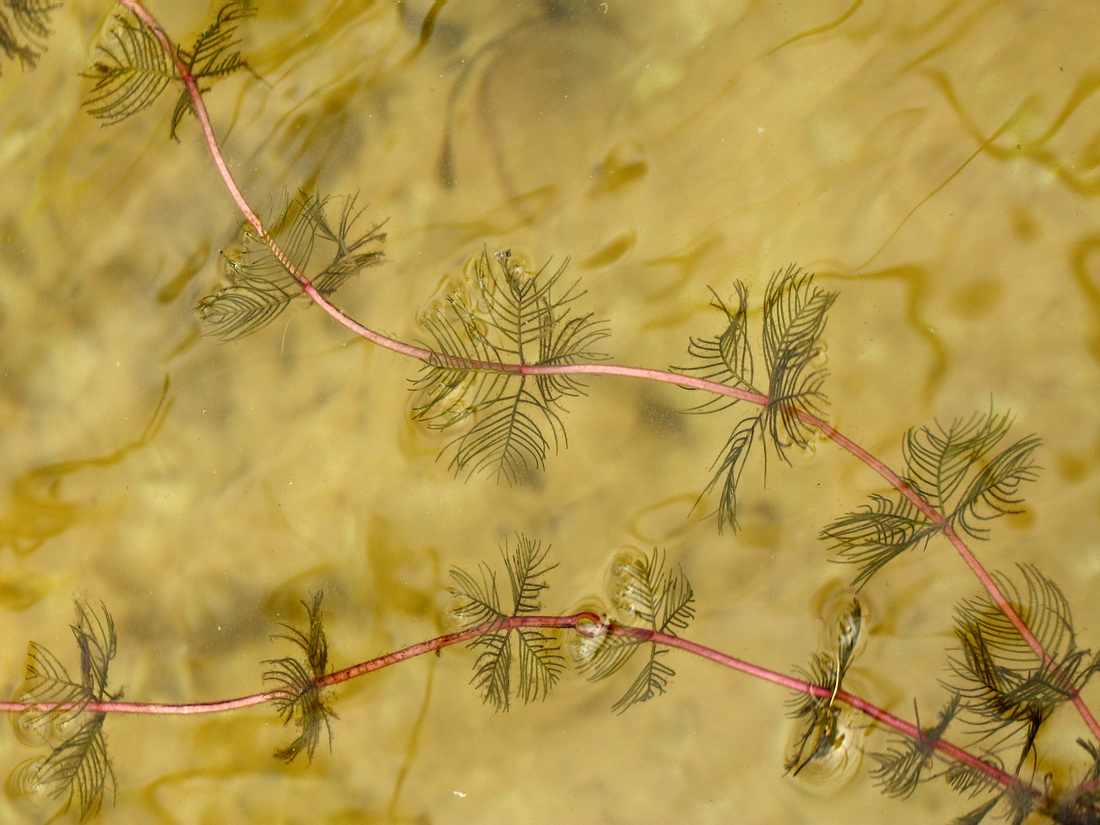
{"left": 1050, "top": 740, "right": 1100, "bottom": 824}
{"left": 785, "top": 599, "right": 864, "bottom": 775}
{"left": 81, "top": 9, "right": 174, "bottom": 125}
{"left": 821, "top": 493, "right": 940, "bottom": 588}
{"left": 81, "top": 1, "right": 256, "bottom": 136}
{"left": 582, "top": 549, "right": 695, "bottom": 712}
{"left": 678, "top": 285, "right": 758, "bottom": 412}
{"left": 196, "top": 191, "right": 385, "bottom": 340}
{"left": 0, "top": 0, "right": 59, "bottom": 73}
{"left": 870, "top": 697, "right": 958, "bottom": 799}
{"left": 699, "top": 416, "right": 759, "bottom": 533}
{"left": 262, "top": 592, "right": 338, "bottom": 764}
{"left": 824, "top": 410, "right": 1041, "bottom": 585}
{"left": 949, "top": 565, "right": 1098, "bottom": 770}
{"left": 413, "top": 250, "right": 609, "bottom": 483}
{"left": 171, "top": 0, "right": 256, "bottom": 138}
{"left": 762, "top": 265, "right": 836, "bottom": 462}
{"left": 12, "top": 600, "right": 119, "bottom": 819}
{"left": 449, "top": 535, "right": 564, "bottom": 712}
{"left": 675, "top": 266, "right": 836, "bottom": 532}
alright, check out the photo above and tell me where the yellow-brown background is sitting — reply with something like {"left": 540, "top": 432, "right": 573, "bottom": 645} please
{"left": 2, "top": 1, "right": 1099, "bottom": 822}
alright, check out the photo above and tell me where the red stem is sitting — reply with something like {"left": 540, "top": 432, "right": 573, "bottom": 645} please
{"left": 0, "top": 612, "right": 1030, "bottom": 798}
{"left": 114, "top": 0, "right": 1099, "bottom": 742}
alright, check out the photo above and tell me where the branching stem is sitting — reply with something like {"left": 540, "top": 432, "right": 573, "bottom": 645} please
{"left": 0, "top": 612, "right": 1029, "bottom": 798}
{"left": 116, "top": 0, "right": 431, "bottom": 362}
{"left": 117, "top": 0, "right": 1099, "bottom": 743}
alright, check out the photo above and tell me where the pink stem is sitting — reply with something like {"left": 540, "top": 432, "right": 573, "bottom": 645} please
{"left": 116, "top": 0, "right": 431, "bottom": 362}
{"left": 0, "top": 612, "right": 1028, "bottom": 796}
{"left": 804, "top": 412, "right": 1100, "bottom": 742}
{"left": 115, "top": 0, "right": 1098, "bottom": 742}
{"left": 602, "top": 622, "right": 1028, "bottom": 795}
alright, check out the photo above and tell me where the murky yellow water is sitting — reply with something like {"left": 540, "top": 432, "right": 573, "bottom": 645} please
{"left": 2, "top": 1, "right": 1100, "bottom": 823}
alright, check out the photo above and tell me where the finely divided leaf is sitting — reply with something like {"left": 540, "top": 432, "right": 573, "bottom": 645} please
{"left": 449, "top": 535, "right": 564, "bottom": 712}
{"left": 262, "top": 592, "right": 338, "bottom": 763}
{"left": 822, "top": 493, "right": 939, "bottom": 588}
{"left": 82, "top": 9, "right": 174, "bottom": 125}
{"left": 171, "top": 0, "right": 256, "bottom": 137}
{"left": 824, "top": 410, "right": 1040, "bottom": 585}
{"left": 413, "top": 251, "right": 609, "bottom": 483}
{"left": 197, "top": 191, "right": 385, "bottom": 340}
{"left": 81, "top": 1, "right": 256, "bottom": 135}
{"left": 676, "top": 266, "right": 835, "bottom": 532}
{"left": 949, "top": 565, "right": 1099, "bottom": 769}
{"left": 583, "top": 549, "right": 695, "bottom": 712}
{"left": 870, "top": 697, "right": 958, "bottom": 799}
{"left": 678, "top": 285, "right": 757, "bottom": 413}
{"left": 700, "top": 416, "right": 759, "bottom": 533}
{"left": 0, "top": 0, "right": 59, "bottom": 73}
{"left": 12, "top": 601, "right": 119, "bottom": 819}
{"left": 762, "top": 265, "right": 836, "bottom": 462}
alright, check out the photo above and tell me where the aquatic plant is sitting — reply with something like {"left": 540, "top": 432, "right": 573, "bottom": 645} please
{"left": 3, "top": 2, "right": 1098, "bottom": 824}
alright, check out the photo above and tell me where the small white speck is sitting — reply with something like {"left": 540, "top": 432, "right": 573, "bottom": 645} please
{"left": 453, "top": 791, "right": 467, "bottom": 798}
{"left": 757, "top": 126, "right": 765, "bottom": 134}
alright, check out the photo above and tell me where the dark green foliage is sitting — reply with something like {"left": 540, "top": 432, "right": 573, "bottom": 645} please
{"left": 581, "top": 549, "right": 695, "bottom": 712}
{"left": 449, "top": 535, "right": 564, "bottom": 712}
{"left": 168, "top": 0, "right": 255, "bottom": 138}
{"left": 761, "top": 265, "right": 836, "bottom": 460}
{"left": 0, "top": 0, "right": 59, "bottom": 73}
{"left": 870, "top": 696, "right": 961, "bottom": 799}
{"left": 949, "top": 565, "right": 1100, "bottom": 770}
{"left": 950, "top": 797, "right": 1002, "bottom": 825}
{"left": 677, "top": 266, "right": 836, "bottom": 531}
{"left": 681, "top": 284, "right": 758, "bottom": 412}
{"left": 81, "top": 0, "right": 255, "bottom": 136}
{"left": 263, "top": 592, "right": 338, "bottom": 763}
{"left": 413, "top": 250, "right": 609, "bottom": 483}
{"left": 197, "top": 191, "right": 386, "bottom": 340}
{"left": 1050, "top": 740, "right": 1100, "bottom": 824}
{"left": 81, "top": 7, "right": 172, "bottom": 125}
{"left": 12, "top": 601, "right": 119, "bottom": 819}
{"left": 863, "top": 563, "right": 1100, "bottom": 823}
{"left": 823, "top": 410, "right": 1041, "bottom": 586}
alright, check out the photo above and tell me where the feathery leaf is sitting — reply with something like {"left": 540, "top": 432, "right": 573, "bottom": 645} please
{"left": 413, "top": 250, "right": 609, "bottom": 483}
{"left": 449, "top": 535, "right": 563, "bottom": 712}
{"left": 582, "top": 549, "right": 695, "bottom": 712}
{"left": 170, "top": 0, "right": 256, "bottom": 138}
{"left": 1050, "top": 740, "right": 1100, "bottom": 824}
{"left": 678, "top": 285, "right": 758, "bottom": 413}
{"left": 949, "top": 565, "right": 1098, "bottom": 770}
{"left": 0, "top": 0, "right": 59, "bottom": 73}
{"left": 761, "top": 264, "right": 836, "bottom": 462}
{"left": 262, "top": 592, "right": 338, "bottom": 764}
{"left": 675, "top": 266, "right": 835, "bottom": 531}
{"left": 824, "top": 410, "right": 1040, "bottom": 586}
{"left": 786, "top": 599, "right": 864, "bottom": 775}
{"left": 870, "top": 696, "right": 958, "bottom": 799}
{"left": 12, "top": 600, "right": 119, "bottom": 819}
{"left": 81, "top": 8, "right": 174, "bottom": 125}
{"left": 82, "top": 1, "right": 256, "bottom": 135}
{"left": 197, "top": 191, "right": 385, "bottom": 340}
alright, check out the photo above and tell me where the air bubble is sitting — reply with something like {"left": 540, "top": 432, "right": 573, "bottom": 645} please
{"left": 568, "top": 604, "right": 610, "bottom": 668}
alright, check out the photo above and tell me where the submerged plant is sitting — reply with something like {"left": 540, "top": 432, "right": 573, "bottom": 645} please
{"left": 4, "top": 2, "right": 1098, "bottom": 824}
